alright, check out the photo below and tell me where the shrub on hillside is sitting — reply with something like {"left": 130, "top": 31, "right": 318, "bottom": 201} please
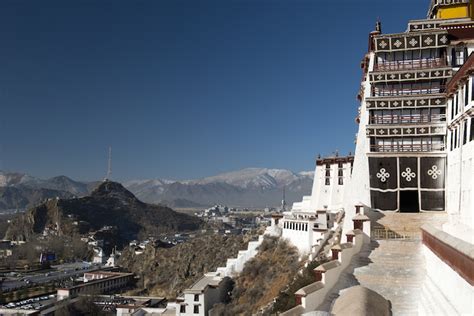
{"left": 212, "top": 236, "right": 301, "bottom": 315}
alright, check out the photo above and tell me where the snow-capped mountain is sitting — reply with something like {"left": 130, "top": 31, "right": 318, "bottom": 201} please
{"left": 0, "top": 168, "right": 314, "bottom": 210}
{"left": 186, "top": 168, "right": 305, "bottom": 189}
{"left": 124, "top": 168, "right": 314, "bottom": 208}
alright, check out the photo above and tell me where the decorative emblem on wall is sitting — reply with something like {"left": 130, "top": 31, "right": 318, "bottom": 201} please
{"left": 424, "top": 37, "right": 433, "bottom": 45}
{"left": 409, "top": 38, "right": 418, "bottom": 46}
{"left": 401, "top": 168, "right": 416, "bottom": 182}
{"left": 377, "top": 168, "right": 390, "bottom": 183}
{"left": 439, "top": 35, "right": 448, "bottom": 44}
{"left": 379, "top": 40, "right": 388, "bottom": 48}
{"left": 427, "top": 165, "right": 441, "bottom": 180}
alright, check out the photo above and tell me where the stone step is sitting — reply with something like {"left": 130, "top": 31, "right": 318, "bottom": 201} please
{"left": 367, "top": 211, "right": 448, "bottom": 236}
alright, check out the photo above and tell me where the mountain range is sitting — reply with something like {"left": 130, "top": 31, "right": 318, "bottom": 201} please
{"left": 0, "top": 168, "right": 314, "bottom": 210}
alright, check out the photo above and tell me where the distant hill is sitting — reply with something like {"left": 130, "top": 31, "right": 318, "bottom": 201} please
{"left": 0, "top": 168, "right": 314, "bottom": 210}
{"left": 4, "top": 181, "right": 203, "bottom": 246}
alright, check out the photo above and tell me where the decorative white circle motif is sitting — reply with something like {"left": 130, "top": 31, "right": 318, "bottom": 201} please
{"left": 377, "top": 168, "right": 390, "bottom": 183}
{"left": 394, "top": 40, "right": 403, "bottom": 48}
{"left": 401, "top": 167, "right": 416, "bottom": 182}
{"left": 427, "top": 165, "right": 442, "bottom": 180}
{"left": 440, "top": 35, "right": 448, "bottom": 44}
{"left": 379, "top": 40, "right": 388, "bottom": 48}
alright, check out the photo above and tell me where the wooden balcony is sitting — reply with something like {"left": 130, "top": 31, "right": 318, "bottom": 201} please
{"left": 370, "top": 143, "right": 445, "bottom": 153}
{"left": 369, "top": 114, "right": 446, "bottom": 125}
{"left": 372, "top": 85, "right": 446, "bottom": 97}
{"left": 374, "top": 58, "right": 447, "bottom": 72}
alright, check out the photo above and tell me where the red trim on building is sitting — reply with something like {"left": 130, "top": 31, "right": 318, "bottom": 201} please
{"left": 421, "top": 228, "right": 474, "bottom": 286}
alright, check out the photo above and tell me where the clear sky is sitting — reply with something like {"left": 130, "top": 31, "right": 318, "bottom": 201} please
{"left": 0, "top": 0, "right": 429, "bottom": 181}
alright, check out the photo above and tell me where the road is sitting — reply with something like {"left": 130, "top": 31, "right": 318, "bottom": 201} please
{"left": 1, "top": 262, "right": 102, "bottom": 291}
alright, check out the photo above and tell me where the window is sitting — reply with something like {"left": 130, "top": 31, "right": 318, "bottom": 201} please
{"left": 463, "top": 120, "right": 468, "bottom": 145}
{"left": 180, "top": 305, "right": 186, "bottom": 313}
{"left": 194, "top": 294, "right": 199, "bottom": 302}
{"left": 451, "top": 47, "right": 467, "bottom": 67}
{"left": 455, "top": 93, "right": 459, "bottom": 116}
{"left": 194, "top": 305, "right": 199, "bottom": 314}
{"left": 451, "top": 97, "right": 455, "bottom": 120}
{"left": 450, "top": 131, "right": 454, "bottom": 151}
{"left": 325, "top": 178, "right": 330, "bottom": 186}
{"left": 465, "top": 83, "right": 469, "bottom": 107}
{"left": 338, "top": 177, "right": 344, "bottom": 185}
{"left": 471, "top": 118, "right": 474, "bottom": 142}
{"left": 472, "top": 76, "right": 474, "bottom": 101}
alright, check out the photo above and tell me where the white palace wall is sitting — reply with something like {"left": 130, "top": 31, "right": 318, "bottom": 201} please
{"left": 342, "top": 52, "right": 374, "bottom": 235}
{"left": 422, "top": 244, "right": 474, "bottom": 315}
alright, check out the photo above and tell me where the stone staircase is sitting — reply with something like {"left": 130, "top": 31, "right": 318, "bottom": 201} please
{"left": 319, "top": 212, "right": 454, "bottom": 315}
{"left": 353, "top": 240, "right": 425, "bottom": 315}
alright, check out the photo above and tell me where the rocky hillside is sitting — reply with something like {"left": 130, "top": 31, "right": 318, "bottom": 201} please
{"left": 118, "top": 234, "right": 253, "bottom": 298}
{"left": 211, "top": 236, "right": 301, "bottom": 315}
{"left": 4, "top": 181, "right": 203, "bottom": 246}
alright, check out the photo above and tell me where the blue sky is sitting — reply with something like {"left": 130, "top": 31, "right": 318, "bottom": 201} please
{"left": 0, "top": 0, "right": 429, "bottom": 181}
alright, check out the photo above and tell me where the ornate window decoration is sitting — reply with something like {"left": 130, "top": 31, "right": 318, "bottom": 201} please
{"left": 427, "top": 165, "right": 442, "bottom": 179}
{"left": 376, "top": 168, "right": 390, "bottom": 183}
{"left": 401, "top": 167, "right": 416, "bottom": 182}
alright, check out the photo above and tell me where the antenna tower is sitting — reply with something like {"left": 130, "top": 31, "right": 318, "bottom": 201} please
{"left": 105, "top": 146, "right": 112, "bottom": 181}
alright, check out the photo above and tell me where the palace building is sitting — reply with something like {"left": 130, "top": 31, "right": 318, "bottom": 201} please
{"left": 349, "top": 0, "right": 474, "bottom": 214}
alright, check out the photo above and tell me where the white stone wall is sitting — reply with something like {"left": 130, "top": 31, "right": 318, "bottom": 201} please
{"left": 422, "top": 245, "right": 474, "bottom": 315}
{"left": 342, "top": 53, "right": 374, "bottom": 235}
{"left": 281, "top": 220, "right": 313, "bottom": 254}
{"left": 446, "top": 74, "right": 474, "bottom": 238}
{"left": 293, "top": 161, "right": 352, "bottom": 213}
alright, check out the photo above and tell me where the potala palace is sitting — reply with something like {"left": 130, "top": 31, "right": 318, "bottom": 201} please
{"left": 174, "top": 0, "right": 473, "bottom": 315}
